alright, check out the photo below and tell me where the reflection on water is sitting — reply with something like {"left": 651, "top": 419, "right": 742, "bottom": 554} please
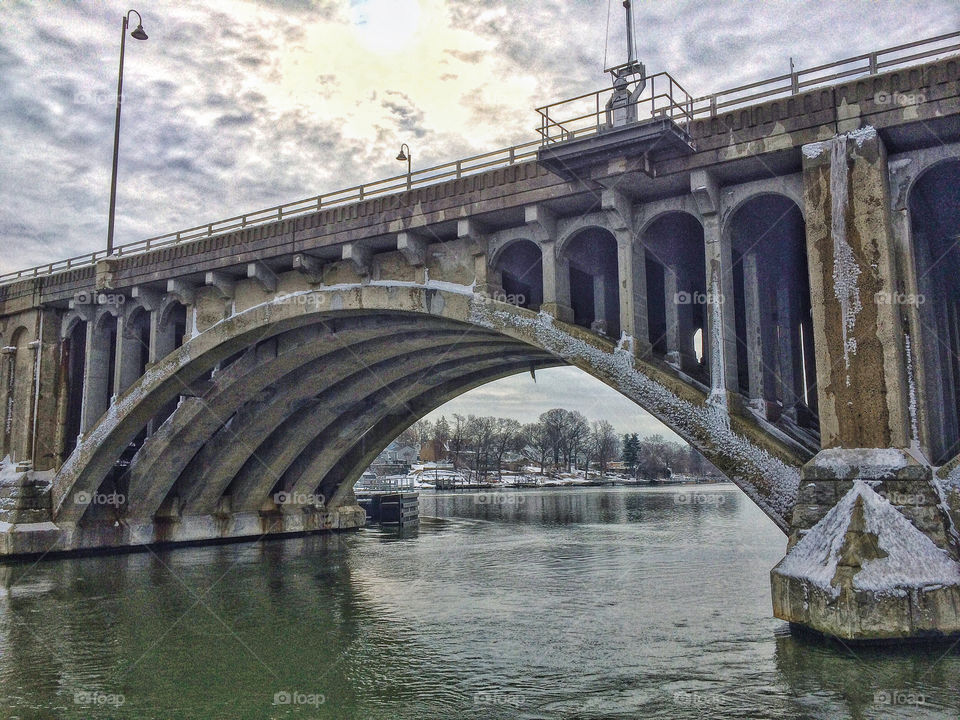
{"left": 0, "top": 485, "right": 957, "bottom": 719}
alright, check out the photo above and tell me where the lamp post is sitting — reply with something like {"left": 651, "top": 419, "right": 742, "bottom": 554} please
{"left": 396, "top": 143, "right": 411, "bottom": 190}
{"left": 106, "top": 9, "right": 148, "bottom": 256}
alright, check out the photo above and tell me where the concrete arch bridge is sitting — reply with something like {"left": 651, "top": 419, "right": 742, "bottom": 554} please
{"left": 2, "top": 45, "right": 960, "bottom": 641}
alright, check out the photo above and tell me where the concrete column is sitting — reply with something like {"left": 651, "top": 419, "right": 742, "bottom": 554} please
{"left": 150, "top": 304, "right": 179, "bottom": 366}
{"left": 742, "top": 253, "right": 765, "bottom": 408}
{"left": 703, "top": 215, "right": 740, "bottom": 397}
{"left": 615, "top": 231, "right": 650, "bottom": 351}
{"left": 890, "top": 205, "right": 931, "bottom": 457}
{"left": 147, "top": 302, "right": 182, "bottom": 436}
{"left": 776, "top": 282, "right": 798, "bottom": 419}
{"left": 771, "top": 128, "right": 960, "bottom": 642}
{"left": 80, "top": 318, "right": 111, "bottom": 435}
{"left": 591, "top": 273, "right": 606, "bottom": 333}
{"left": 114, "top": 315, "right": 143, "bottom": 396}
{"left": 1, "top": 347, "right": 14, "bottom": 458}
{"left": 540, "top": 241, "right": 574, "bottom": 323}
{"left": 663, "top": 266, "right": 680, "bottom": 365}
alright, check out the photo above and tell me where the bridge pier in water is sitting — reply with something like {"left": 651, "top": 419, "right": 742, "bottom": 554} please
{"left": 0, "top": 49, "right": 959, "bottom": 642}
{"left": 771, "top": 127, "right": 960, "bottom": 640}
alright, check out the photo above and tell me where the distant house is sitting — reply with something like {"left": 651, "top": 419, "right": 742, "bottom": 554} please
{"left": 368, "top": 441, "right": 419, "bottom": 475}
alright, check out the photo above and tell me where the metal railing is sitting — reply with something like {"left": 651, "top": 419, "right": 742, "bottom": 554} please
{"left": 536, "top": 71, "right": 695, "bottom": 144}
{"left": 2, "top": 30, "right": 957, "bottom": 287}
{"left": 0, "top": 140, "right": 542, "bottom": 286}
{"left": 691, "top": 29, "right": 960, "bottom": 117}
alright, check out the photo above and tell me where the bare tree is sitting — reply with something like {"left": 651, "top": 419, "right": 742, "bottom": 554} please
{"left": 431, "top": 415, "right": 451, "bottom": 461}
{"left": 491, "top": 417, "right": 522, "bottom": 479}
{"left": 590, "top": 420, "right": 619, "bottom": 478}
{"left": 522, "top": 421, "right": 552, "bottom": 476}
{"left": 450, "top": 414, "right": 467, "bottom": 469}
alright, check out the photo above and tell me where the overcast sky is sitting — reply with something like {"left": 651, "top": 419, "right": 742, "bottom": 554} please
{"left": 2, "top": 0, "right": 957, "bottom": 436}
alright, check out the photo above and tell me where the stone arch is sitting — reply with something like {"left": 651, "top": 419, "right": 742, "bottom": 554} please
{"left": 60, "top": 310, "right": 86, "bottom": 341}
{"left": 491, "top": 238, "right": 542, "bottom": 310}
{"left": 907, "top": 157, "right": 960, "bottom": 465}
{"left": 559, "top": 225, "right": 621, "bottom": 337}
{"left": 639, "top": 211, "right": 707, "bottom": 379}
{"left": 49, "top": 284, "right": 807, "bottom": 549}
{"left": 556, "top": 213, "right": 619, "bottom": 257}
{"left": 721, "top": 182, "right": 805, "bottom": 227}
{"left": 726, "top": 193, "right": 817, "bottom": 434}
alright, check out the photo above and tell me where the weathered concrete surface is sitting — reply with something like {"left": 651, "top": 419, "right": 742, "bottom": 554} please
{"left": 771, "top": 128, "right": 960, "bottom": 641}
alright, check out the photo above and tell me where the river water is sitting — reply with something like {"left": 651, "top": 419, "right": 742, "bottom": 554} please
{"left": 1, "top": 485, "right": 958, "bottom": 719}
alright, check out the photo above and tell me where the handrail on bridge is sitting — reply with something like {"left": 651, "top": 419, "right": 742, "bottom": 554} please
{"left": 1, "top": 30, "right": 958, "bottom": 288}
{"left": 535, "top": 71, "right": 695, "bottom": 144}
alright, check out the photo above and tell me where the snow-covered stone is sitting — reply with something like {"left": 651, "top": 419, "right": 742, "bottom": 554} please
{"left": 777, "top": 481, "right": 960, "bottom": 598}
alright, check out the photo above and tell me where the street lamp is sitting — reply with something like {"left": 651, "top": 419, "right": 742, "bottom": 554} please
{"left": 396, "top": 143, "right": 411, "bottom": 190}
{"left": 106, "top": 9, "right": 149, "bottom": 256}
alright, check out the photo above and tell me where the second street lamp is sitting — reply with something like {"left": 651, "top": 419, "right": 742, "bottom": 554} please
{"left": 106, "top": 9, "right": 149, "bottom": 256}
{"left": 396, "top": 143, "right": 411, "bottom": 190}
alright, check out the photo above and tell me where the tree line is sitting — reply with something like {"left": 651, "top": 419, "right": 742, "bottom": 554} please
{"left": 394, "top": 409, "right": 715, "bottom": 481}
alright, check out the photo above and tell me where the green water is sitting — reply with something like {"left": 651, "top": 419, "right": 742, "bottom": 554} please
{"left": 1, "top": 485, "right": 958, "bottom": 719}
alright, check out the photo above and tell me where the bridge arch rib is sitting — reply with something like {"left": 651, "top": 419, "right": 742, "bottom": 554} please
{"left": 50, "top": 282, "right": 811, "bottom": 552}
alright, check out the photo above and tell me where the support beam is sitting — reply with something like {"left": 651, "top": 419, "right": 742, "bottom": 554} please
{"left": 397, "top": 231, "right": 428, "bottom": 266}
{"left": 615, "top": 230, "right": 650, "bottom": 351}
{"left": 131, "top": 286, "right": 162, "bottom": 312}
{"left": 341, "top": 243, "right": 372, "bottom": 277}
{"left": 165, "top": 278, "right": 195, "bottom": 306}
{"left": 742, "top": 253, "right": 765, "bottom": 410}
{"left": 247, "top": 261, "right": 278, "bottom": 292}
{"left": 204, "top": 271, "right": 236, "bottom": 299}
{"left": 292, "top": 253, "right": 323, "bottom": 283}
{"left": 696, "top": 169, "right": 739, "bottom": 398}
{"left": 663, "top": 266, "right": 680, "bottom": 366}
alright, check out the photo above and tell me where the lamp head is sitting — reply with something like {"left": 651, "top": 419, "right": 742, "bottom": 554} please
{"left": 396, "top": 149, "right": 408, "bottom": 162}
{"left": 131, "top": 24, "right": 148, "bottom": 40}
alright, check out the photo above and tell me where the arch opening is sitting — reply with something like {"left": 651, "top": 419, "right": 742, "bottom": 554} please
{"left": 493, "top": 240, "right": 543, "bottom": 310}
{"left": 52, "top": 287, "right": 805, "bottom": 539}
{"left": 642, "top": 212, "right": 707, "bottom": 380}
{"left": 909, "top": 160, "right": 960, "bottom": 464}
{"left": 564, "top": 227, "right": 620, "bottom": 337}
{"left": 729, "top": 194, "right": 818, "bottom": 433}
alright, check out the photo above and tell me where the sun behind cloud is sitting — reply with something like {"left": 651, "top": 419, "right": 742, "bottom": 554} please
{"left": 349, "top": 0, "right": 421, "bottom": 54}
